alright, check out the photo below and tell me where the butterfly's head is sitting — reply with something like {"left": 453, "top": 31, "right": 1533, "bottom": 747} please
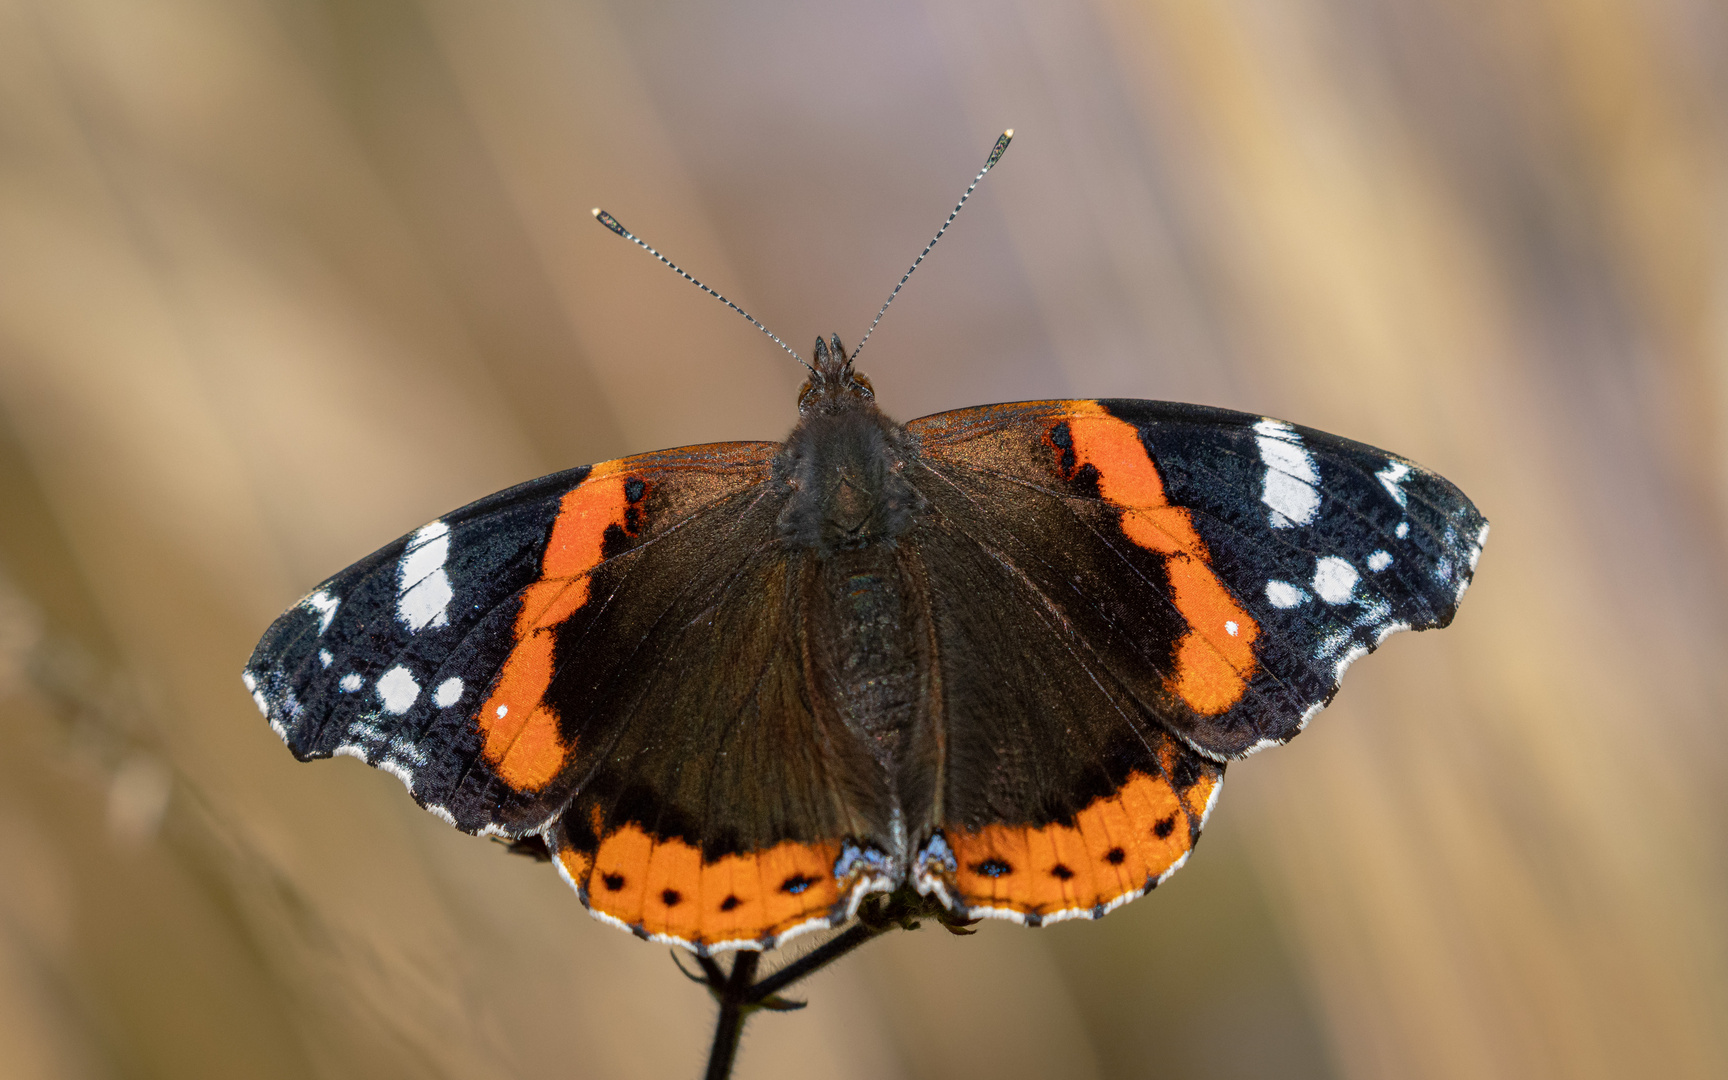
{"left": 798, "top": 334, "right": 875, "bottom": 415}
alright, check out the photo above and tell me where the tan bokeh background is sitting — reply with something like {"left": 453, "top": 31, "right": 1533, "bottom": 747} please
{"left": 2, "top": 1, "right": 1725, "bottom": 1078}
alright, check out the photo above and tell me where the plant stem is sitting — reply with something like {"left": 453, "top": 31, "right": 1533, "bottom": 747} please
{"left": 702, "top": 950, "right": 760, "bottom": 1080}
{"left": 694, "top": 888, "right": 974, "bottom": 1079}
{"left": 743, "top": 921, "right": 882, "bottom": 1002}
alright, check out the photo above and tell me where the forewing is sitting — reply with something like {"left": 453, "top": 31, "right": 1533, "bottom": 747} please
{"left": 244, "top": 442, "right": 780, "bottom": 830}
{"left": 906, "top": 399, "right": 1487, "bottom": 760}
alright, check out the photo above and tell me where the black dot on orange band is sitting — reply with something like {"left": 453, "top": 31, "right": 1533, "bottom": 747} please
{"left": 1050, "top": 863, "right": 1075, "bottom": 880}
{"left": 781, "top": 874, "right": 815, "bottom": 895}
{"left": 720, "top": 895, "right": 740, "bottom": 912}
{"left": 1153, "top": 815, "right": 1176, "bottom": 839}
{"left": 661, "top": 889, "right": 682, "bottom": 907}
{"left": 1106, "top": 847, "right": 1127, "bottom": 865}
{"left": 974, "top": 858, "right": 1012, "bottom": 878}
{"left": 602, "top": 873, "right": 625, "bottom": 891}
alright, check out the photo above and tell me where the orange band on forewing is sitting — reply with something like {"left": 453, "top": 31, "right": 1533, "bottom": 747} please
{"left": 1062, "top": 404, "right": 1260, "bottom": 714}
{"left": 946, "top": 768, "right": 1211, "bottom": 916}
{"left": 477, "top": 463, "right": 633, "bottom": 791}
{"left": 576, "top": 823, "right": 844, "bottom": 944}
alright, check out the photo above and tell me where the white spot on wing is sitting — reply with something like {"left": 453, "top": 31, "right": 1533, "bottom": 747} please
{"left": 1224, "top": 620, "right": 1239, "bottom": 637}
{"left": 1367, "top": 550, "right": 1392, "bottom": 572}
{"left": 1254, "top": 420, "right": 1320, "bottom": 528}
{"left": 319, "top": 649, "right": 333, "bottom": 668}
{"left": 398, "top": 521, "right": 453, "bottom": 632}
{"left": 1265, "top": 580, "right": 1306, "bottom": 608}
{"left": 377, "top": 666, "right": 420, "bottom": 715}
{"left": 304, "top": 591, "right": 340, "bottom": 634}
{"left": 339, "top": 673, "right": 362, "bottom": 693}
{"left": 400, "top": 520, "right": 450, "bottom": 581}
{"left": 1253, "top": 420, "right": 1315, "bottom": 480}
{"left": 433, "top": 677, "right": 464, "bottom": 708}
{"left": 399, "top": 574, "right": 453, "bottom": 632}
{"left": 1395, "top": 520, "right": 1410, "bottom": 539}
{"left": 1262, "top": 471, "right": 1319, "bottom": 528}
{"left": 1376, "top": 461, "right": 1411, "bottom": 507}
{"left": 1312, "top": 557, "right": 1359, "bottom": 604}
{"left": 496, "top": 705, "right": 508, "bottom": 718}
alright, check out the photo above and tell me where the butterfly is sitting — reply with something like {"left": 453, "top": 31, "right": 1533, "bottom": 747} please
{"left": 243, "top": 132, "right": 1486, "bottom": 955}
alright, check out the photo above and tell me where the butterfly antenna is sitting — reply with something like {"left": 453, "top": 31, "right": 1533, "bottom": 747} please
{"left": 591, "top": 208, "right": 814, "bottom": 375}
{"left": 851, "top": 129, "right": 1014, "bottom": 365}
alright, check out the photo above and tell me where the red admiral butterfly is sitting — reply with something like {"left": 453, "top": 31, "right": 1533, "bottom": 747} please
{"left": 245, "top": 132, "right": 1486, "bottom": 955}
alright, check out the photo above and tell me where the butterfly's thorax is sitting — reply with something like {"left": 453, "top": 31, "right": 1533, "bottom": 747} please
{"left": 773, "top": 404, "right": 924, "bottom": 551}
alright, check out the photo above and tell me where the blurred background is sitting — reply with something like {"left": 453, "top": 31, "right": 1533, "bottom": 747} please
{"left": 1, "top": 1, "right": 1725, "bottom": 1077}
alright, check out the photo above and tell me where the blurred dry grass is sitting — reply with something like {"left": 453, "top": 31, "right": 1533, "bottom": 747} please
{"left": 1, "top": 1, "right": 1725, "bottom": 1078}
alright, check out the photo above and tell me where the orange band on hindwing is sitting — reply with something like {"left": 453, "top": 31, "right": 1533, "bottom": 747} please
{"left": 944, "top": 764, "right": 1220, "bottom": 918}
{"left": 559, "top": 821, "right": 848, "bottom": 946}
{"left": 1058, "top": 403, "right": 1260, "bottom": 714}
{"left": 477, "top": 462, "right": 641, "bottom": 791}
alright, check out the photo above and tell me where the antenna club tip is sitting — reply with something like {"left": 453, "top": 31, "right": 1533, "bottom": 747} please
{"left": 591, "top": 207, "right": 603, "bottom": 216}
{"left": 1003, "top": 128, "right": 1014, "bottom": 137}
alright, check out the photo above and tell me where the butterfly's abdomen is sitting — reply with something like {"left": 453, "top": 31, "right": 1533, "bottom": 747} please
{"left": 799, "top": 544, "right": 932, "bottom": 832}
